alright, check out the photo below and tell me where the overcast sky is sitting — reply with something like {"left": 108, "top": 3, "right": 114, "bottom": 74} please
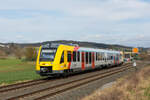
{"left": 0, "top": 0, "right": 150, "bottom": 47}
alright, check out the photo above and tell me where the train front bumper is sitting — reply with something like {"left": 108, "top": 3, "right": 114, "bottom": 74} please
{"left": 36, "top": 70, "right": 64, "bottom": 76}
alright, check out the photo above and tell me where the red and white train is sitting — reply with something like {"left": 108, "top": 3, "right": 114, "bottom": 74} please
{"left": 36, "top": 43, "right": 124, "bottom": 76}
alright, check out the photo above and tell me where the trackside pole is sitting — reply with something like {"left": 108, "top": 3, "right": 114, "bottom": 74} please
{"left": 133, "top": 60, "right": 137, "bottom": 71}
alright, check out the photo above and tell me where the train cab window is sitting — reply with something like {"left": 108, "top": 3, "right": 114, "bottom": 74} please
{"left": 86, "top": 52, "right": 89, "bottom": 64}
{"left": 67, "top": 51, "right": 71, "bottom": 62}
{"left": 60, "top": 52, "right": 64, "bottom": 63}
{"left": 89, "top": 52, "right": 92, "bottom": 64}
{"left": 73, "top": 51, "right": 76, "bottom": 62}
{"left": 77, "top": 51, "right": 80, "bottom": 62}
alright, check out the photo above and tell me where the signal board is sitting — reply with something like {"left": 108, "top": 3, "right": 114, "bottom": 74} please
{"left": 132, "top": 48, "right": 139, "bottom": 53}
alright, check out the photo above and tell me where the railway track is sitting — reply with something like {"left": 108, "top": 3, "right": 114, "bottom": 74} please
{"left": 0, "top": 78, "right": 49, "bottom": 93}
{"left": 6, "top": 64, "right": 131, "bottom": 100}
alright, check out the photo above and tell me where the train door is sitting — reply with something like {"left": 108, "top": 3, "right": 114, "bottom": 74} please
{"left": 81, "top": 52, "right": 85, "bottom": 70}
{"left": 67, "top": 51, "right": 72, "bottom": 69}
{"left": 111, "top": 54, "right": 113, "bottom": 65}
{"left": 114, "top": 54, "right": 116, "bottom": 65}
{"left": 71, "top": 51, "right": 77, "bottom": 69}
{"left": 76, "top": 51, "right": 81, "bottom": 69}
{"left": 118, "top": 54, "right": 120, "bottom": 64}
{"left": 64, "top": 51, "right": 67, "bottom": 69}
{"left": 60, "top": 51, "right": 65, "bottom": 70}
{"left": 85, "top": 52, "right": 87, "bottom": 68}
{"left": 92, "top": 52, "right": 95, "bottom": 69}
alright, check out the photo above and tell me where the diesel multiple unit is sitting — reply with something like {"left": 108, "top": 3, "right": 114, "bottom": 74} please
{"left": 36, "top": 43, "right": 124, "bottom": 76}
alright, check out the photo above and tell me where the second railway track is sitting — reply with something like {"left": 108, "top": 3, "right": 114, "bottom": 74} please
{"left": 0, "top": 78, "right": 49, "bottom": 93}
{"left": 5, "top": 64, "right": 132, "bottom": 100}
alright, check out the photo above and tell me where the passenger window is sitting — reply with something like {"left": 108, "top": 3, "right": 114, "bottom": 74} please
{"left": 60, "top": 52, "right": 64, "bottom": 63}
{"left": 73, "top": 51, "right": 76, "bottom": 62}
{"left": 96, "top": 52, "right": 98, "bottom": 61}
{"left": 89, "top": 52, "right": 92, "bottom": 64}
{"left": 111, "top": 56, "right": 113, "bottom": 60}
{"left": 98, "top": 53, "right": 102, "bottom": 61}
{"left": 67, "top": 51, "right": 71, "bottom": 62}
{"left": 103, "top": 57, "right": 105, "bottom": 61}
{"left": 86, "top": 52, "right": 89, "bottom": 64}
{"left": 77, "top": 51, "right": 80, "bottom": 62}
{"left": 102, "top": 53, "right": 105, "bottom": 61}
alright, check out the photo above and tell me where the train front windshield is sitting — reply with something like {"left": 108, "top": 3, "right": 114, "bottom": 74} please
{"left": 40, "top": 49, "right": 56, "bottom": 61}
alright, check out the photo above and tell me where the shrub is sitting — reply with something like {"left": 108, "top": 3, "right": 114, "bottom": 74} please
{"left": 14, "top": 46, "right": 23, "bottom": 59}
{"left": 0, "top": 50, "right": 7, "bottom": 59}
{"left": 0, "top": 50, "right": 6, "bottom": 56}
{"left": 24, "top": 47, "right": 37, "bottom": 61}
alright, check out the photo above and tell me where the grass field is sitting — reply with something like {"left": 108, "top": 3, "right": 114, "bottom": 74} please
{"left": 0, "top": 58, "right": 42, "bottom": 86}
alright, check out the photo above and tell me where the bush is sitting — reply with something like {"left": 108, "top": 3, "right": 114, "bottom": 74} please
{"left": 24, "top": 47, "right": 37, "bottom": 61}
{"left": 4, "top": 43, "right": 23, "bottom": 59}
{"left": 0, "top": 50, "right": 7, "bottom": 59}
{"left": 14, "top": 47, "right": 23, "bottom": 59}
{"left": 139, "top": 52, "right": 150, "bottom": 61}
{"left": 0, "top": 50, "right": 6, "bottom": 56}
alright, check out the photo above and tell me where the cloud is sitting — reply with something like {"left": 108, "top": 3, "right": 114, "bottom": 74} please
{"left": 0, "top": 0, "right": 150, "bottom": 47}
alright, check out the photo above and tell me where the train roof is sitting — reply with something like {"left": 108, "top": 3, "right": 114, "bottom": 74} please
{"left": 42, "top": 43, "right": 78, "bottom": 49}
{"left": 78, "top": 47, "right": 121, "bottom": 54}
{"left": 59, "top": 44, "right": 121, "bottom": 54}
{"left": 42, "top": 43, "right": 121, "bottom": 54}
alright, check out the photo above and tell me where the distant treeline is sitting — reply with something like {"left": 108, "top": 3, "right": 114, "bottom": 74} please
{"left": 0, "top": 40, "right": 149, "bottom": 61}
{"left": 0, "top": 43, "right": 37, "bottom": 61}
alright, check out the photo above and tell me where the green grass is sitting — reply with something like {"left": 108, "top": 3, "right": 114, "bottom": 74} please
{"left": 0, "top": 58, "right": 42, "bottom": 85}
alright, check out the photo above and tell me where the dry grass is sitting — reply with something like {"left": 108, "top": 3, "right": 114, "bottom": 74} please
{"left": 82, "top": 66, "right": 150, "bottom": 100}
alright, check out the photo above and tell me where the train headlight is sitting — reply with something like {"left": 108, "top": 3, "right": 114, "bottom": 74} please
{"left": 40, "top": 68, "right": 47, "bottom": 72}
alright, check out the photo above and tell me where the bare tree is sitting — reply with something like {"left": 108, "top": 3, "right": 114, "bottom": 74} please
{"left": 24, "top": 47, "right": 37, "bottom": 61}
{"left": 8, "top": 43, "right": 23, "bottom": 59}
{"left": 0, "top": 50, "right": 6, "bottom": 56}
{"left": 14, "top": 47, "right": 23, "bottom": 59}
